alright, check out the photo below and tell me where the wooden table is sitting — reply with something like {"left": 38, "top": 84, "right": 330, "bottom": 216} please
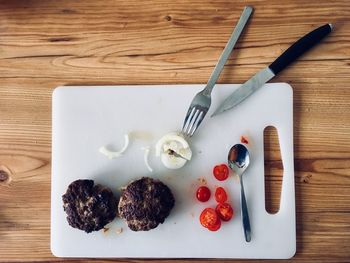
{"left": 0, "top": 0, "right": 349, "bottom": 262}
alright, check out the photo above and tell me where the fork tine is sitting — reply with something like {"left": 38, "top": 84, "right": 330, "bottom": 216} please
{"left": 184, "top": 107, "right": 198, "bottom": 135}
{"left": 189, "top": 111, "right": 204, "bottom": 136}
{"left": 186, "top": 109, "right": 200, "bottom": 135}
{"left": 182, "top": 106, "right": 195, "bottom": 134}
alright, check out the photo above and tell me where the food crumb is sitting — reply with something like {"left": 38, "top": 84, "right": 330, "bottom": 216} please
{"left": 116, "top": 227, "right": 123, "bottom": 234}
{"left": 240, "top": 135, "right": 249, "bottom": 144}
{"left": 103, "top": 227, "right": 110, "bottom": 233}
{"left": 197, "top": 177, "right": 207, "bottom": 185}
{"left": 190, "top": 212, "right": 195, "bottom": 218}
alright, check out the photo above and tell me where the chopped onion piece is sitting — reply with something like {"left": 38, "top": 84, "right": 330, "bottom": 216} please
{"left": 141, "top": 146, "right": 153, "bottom": 172}
{"left": 155, "top": 132, "right": 192, "bottom": 169}
{"left": 99, "top": 134, "right": 130, "bottom": 159}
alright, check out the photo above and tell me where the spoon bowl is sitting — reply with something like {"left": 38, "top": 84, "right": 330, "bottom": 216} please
{"left": 228, "top": 143, "right": 250, "bottom": 172}
{"left": 228, "top": 144, "right": 251, "bottom": 242}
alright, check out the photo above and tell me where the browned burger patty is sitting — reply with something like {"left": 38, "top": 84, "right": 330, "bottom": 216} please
{"left": 118, "top": 177, "right": 175, "bottom": 231}
{"left": 62, "top": 179, "right": 118, "bottom": 233}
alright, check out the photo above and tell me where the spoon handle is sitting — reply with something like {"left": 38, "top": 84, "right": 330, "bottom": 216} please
{"left": 240, "top": 177, "right": 251, "bottom": 242}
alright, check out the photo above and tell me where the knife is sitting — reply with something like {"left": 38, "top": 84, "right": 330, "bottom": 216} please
{"left": 211, "top": 23, "right": 333, "bottom": 117}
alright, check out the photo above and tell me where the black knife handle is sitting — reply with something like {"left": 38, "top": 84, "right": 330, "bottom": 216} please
{"left": 269, "top": 24, "right": 332, "bottom": 75}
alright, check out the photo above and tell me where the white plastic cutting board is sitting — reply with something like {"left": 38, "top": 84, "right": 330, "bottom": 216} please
{"left": 51, "top": 83, "right": 295, "bottom": 259}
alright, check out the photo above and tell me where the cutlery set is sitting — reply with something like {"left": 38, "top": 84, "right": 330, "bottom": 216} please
{"left": 182, "top": 6, "right": 332, "bottom": 242}
{"left": 182, "top": 6, "right": 332, "bottom": 136}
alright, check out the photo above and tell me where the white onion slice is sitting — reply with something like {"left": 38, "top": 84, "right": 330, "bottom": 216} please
{"left": 141, "top": 146, "right": 153, "bottom": 172}
{"left": 155, "top": 132, "right": 192, "bottom": 169}
{"left": 99, "top": 134, "right": 130, "bottom": 159}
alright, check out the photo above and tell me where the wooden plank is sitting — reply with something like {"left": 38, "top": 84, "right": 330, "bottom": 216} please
{"left": 0, "top": 0, "right": 349, "bottom": 261}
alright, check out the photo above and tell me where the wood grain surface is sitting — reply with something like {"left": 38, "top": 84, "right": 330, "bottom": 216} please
{"left": 0, "top": 0, "right": 349, "bottom": 262}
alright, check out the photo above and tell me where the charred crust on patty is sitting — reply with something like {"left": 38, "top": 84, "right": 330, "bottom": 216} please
{"left": 62, "top": 179, "right": 118, "bottom": 233}
{"left": 118, "top": 177, "right": 175, "bottom": 231}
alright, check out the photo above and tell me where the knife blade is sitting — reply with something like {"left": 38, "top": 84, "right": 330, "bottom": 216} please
{"left": 211, "top": 23, "right": 333, "bottom": 117}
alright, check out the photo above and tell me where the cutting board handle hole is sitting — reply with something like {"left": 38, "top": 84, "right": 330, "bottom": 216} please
{"left": 263, "top": 126, "right": 283, "bottom": 214}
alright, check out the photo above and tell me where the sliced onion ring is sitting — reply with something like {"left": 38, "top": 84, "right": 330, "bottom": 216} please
{"left": 99, "top": 134, "right": 129, "bottom": 159}
{"left": 141, "top": 146, "right": 153, "bottom": 172}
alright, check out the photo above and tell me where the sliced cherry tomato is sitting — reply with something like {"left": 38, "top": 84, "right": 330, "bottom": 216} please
{"left": 213, "top": 164, "right": 229, "bottom": 181}
{"left": 207, "top": 218, "right": 221, "bottom": 231}
{"left": 199, "top": 208, "right": 217, "bottom": 228}
{"left": 216, "top": 203, "right": 234, "bottom": 221}
{"left": 200, "top": 208, "right": 221, "bottom": 231}
{"left": 215, "top": 187, "right": 228, "bottom": 203}
{"left": 196, "top": 186, "right": 211, "bottom": 202}
{"left": 240, "top": 135, "right": 249, "bottom": 144}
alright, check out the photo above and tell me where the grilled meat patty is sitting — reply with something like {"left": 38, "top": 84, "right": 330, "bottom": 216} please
{"left": 118, "top": 177, "right": 175, "bottom": 231}
{"left": 62, "top": 179, "right": 118, "bottom": 233}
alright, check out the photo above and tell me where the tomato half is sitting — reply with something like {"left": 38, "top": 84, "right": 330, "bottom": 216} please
{"left": 216, "top": 203, "right": 234, "bottom": 221}
{"left": 207, "top": 218, "right": 221, "bottom": 231}
{"left": 215, "top": 187, "right": 228, "bottom": 203}
{"left": 196, "top": 186, "right": 211, "bottom": 202}
{"left": 200, "top": 208, "right": 221, "bottom": 231}
{"left": 213, "top": 164, "right": 229, "bottom": 181}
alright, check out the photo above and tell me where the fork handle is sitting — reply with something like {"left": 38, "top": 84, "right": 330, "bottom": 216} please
{"left": 203, "top": 6, "right": 253, "bottom": 96}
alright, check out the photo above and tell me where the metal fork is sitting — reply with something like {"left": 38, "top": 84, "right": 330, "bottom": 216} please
{"left": 181, "top": 6, "right": 253, "bottom": 137}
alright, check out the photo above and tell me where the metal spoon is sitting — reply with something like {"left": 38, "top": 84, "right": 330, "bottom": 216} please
{"left": 228, "top": 144, "right": 251, "bottom": 242}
